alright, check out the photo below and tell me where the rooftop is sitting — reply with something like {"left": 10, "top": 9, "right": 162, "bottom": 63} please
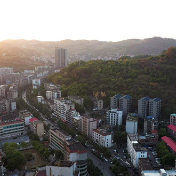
{"left": 167, "top": 124, "right": 176, "bottom": 132}
{"left": 127, "top": 113, "right": 138, "bottom": 121}
{"left": 48, "top": 160, "right": 75, "bottom": 167}
{"left": 93, "top": 129, "right": 111, "bottom": 136}
{"left": 29, "top": 117, "right": 39, "bottom": 123}
{"left": 139, "top": 158, "right": 153, "bottom": 170}
{"left": 67, "top": 142, "right": 87, "bottom": 154}
{"left": 162, "top": 136, "right": 176, "bottom": 153}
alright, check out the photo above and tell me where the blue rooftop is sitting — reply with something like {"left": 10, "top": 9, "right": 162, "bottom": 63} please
{"left": 153, "top": 98, "right": 161, "bottom": 102}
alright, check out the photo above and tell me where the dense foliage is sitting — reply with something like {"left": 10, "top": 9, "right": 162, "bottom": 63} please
{"left": 2, "top": 143, "right": 26, "bottom": 171}
{"left": 48, "top": 47, "right": 176, "bottom": 119}
{"left": 156, "top": 142, "right": 175, "bottom": 166}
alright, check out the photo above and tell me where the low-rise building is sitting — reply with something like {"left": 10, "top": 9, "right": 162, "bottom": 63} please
{"left": 46, "top": 160, "right": 78, "bottom": 176}
{"left": 92, "top": 129, "right": 112, "bottom": 148}
{"left": 141, "top": 169, "right": 176, "bottom": 176}
{"left": 161, "top": 136, "right": 176, "bottom": 154}
{"left": 127, "top": 134, "right": 148, "bottom": 168}
{"left": 0, "top": 119, "right": 24, "bottom": 139}
{"left": 167, "top": 124, "right": 176, "bottom": 138}
{"left": 19, "top": 110, "right": 33, "bottom": 125}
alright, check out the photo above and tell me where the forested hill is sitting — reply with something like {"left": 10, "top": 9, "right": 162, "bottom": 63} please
{"left": 1, "top": 37, "right": 176, "bottom": 58}
{"left": 48, "top": 47, "right": 176, "bottom": 119}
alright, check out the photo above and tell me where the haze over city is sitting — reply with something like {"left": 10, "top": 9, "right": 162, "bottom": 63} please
{"left": 0, "top": 0, "right": 176, "bottom": 42}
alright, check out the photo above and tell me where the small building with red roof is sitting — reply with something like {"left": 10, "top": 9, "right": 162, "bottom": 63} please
{"left": 161, "top": 136, "right": 176, "bottom": 154}
{"left": 167, "top": 124, "right": 176, "bottom": 139}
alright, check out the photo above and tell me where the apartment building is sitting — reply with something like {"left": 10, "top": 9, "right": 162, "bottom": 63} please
{"left": 66, "top": 143, "right": 87, "bottom": 176}
{"left": 49, "top": 129, "right": 87, "bottom": 176}
{"left": 0, "top": 85, "right": 6, "bottom": 98}
{"left": 106, "top": 109, "right": 123, "bottom": 127}
{"left": 119, "top": 95, "right": 132, "bottom": 118}
{"left": 49, "top": 129, "right": 72, "bottom": 158}
{"left": 54, "top": 99, "right": 75, "bottom": 121}
{"left": 149, "top": 98, "right": 161, "bottom": 120}
{"left": 127, "top": 134, "right": 147, "bottom": 168}
{"left": 68, "top": 96, "right": 84, "bottom": 106}
{"left": 94, "top": 99, "right": 103, "bottom": 110}
{"left": 110, "top": 94, "right": 122, "bottom": 109}
{"left": 81, "top": 116, "right": 98, "bottom": 138}
{"left": 0, "top": 119, "right": 24, "bottom": 139}
{"left": 19, "top": 110, "right": 33, "bottom": 125}
{"left": 138, "top": 97, "right": 151, "bottom": 119}
{"left": 66, "top": 109, "right": 82, "bottom": 131}
{"left": 170, "top": 113, "right": 176, "bottom": 126}
{"left": 0, "top": 99, "right": 10, "bottom": 114}
{"left": 29, "top": 118, "right": 44, "bottom": 137}
{"left": 92, "top": 129, "right": 112, "bottom": 148}
{"left": 126, "top": 113, "right": 138, "bottom": 134}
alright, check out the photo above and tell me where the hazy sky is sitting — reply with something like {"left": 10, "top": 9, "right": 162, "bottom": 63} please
{"left": 0, "top": 0, "right": 175, "bottom": 42}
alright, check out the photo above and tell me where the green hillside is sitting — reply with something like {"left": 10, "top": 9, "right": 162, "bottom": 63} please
{"left": 48, "top": 47, "right": 176, "bottom": 119}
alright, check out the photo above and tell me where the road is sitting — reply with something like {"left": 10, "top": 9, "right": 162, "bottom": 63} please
{"left": 87, "top": 148, "right": 114, "bottom": 176}
{"left": 22, "top": 90, "right": 55, "bottom": 127}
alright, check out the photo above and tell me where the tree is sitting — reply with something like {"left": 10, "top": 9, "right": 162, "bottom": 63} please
{"left": 55, "top": 150, "right": 64, "bottom": 160}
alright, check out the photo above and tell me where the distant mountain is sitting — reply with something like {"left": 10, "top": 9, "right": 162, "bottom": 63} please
{"left": 1, "top": 37, "right": 176, "bottom": 62}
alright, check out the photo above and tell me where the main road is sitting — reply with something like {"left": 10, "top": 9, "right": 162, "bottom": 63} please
{"left": 87, "top": 148, "right": 114, "bottom": 176}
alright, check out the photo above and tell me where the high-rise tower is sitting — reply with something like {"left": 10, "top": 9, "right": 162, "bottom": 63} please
{"left": 55, "top": 47, "right": 68, "bottom": 67}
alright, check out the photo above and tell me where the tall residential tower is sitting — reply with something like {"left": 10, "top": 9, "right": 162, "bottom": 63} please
{"left": 55, "top": 47, "right": 68, "bottom": 67}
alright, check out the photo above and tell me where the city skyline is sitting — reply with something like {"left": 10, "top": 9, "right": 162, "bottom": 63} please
{"left": 0, "top": 0, "right": 176, "bottom": 42}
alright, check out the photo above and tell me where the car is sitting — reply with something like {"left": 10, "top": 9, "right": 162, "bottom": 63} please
{"left": 114, "top": 149, "right": 116, "bottom": 152}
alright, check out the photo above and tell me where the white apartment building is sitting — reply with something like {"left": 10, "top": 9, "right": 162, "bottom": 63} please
{"left": 36, "top": 96, "right": 44, "bottom": 104}
{"left": 170, "top": 113, "right": 176, "bottom": 126}
{"left": 106, "top": 109, "right": 123, "bottom": 127}
{"left": 94, "top": 99, "right": 103, "bottom": 110}
{"left": 19, "top": 110, "right": 33, "bottom": 125}
{"left": 92, "top": 129, "right": 112, "bottom": 148}
{"left": 46, "top": 91, "right": 52, "bottom": 100}
{"left": 54, "top": 99, "right": 75, "bottom": 121}
{"left": 127, "top": 134, "right": 147, "bottom": 168}
{"left": 126, "top": 113, "right": 138, "bottom": 134}
{"left": 68, "top": 96, "right": 84, "bottom": 106}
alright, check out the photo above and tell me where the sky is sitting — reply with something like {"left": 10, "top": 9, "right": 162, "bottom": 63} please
{"left": 0, "top": 0, "right": 176, "bottom": 42}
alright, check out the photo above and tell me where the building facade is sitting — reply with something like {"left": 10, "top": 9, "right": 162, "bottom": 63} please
{"left": 110, "top": 94, "right": 122, "bottom": 109}
{"left": 55, "top": 47, "right": 68, "bottom": 67}
{"left": 0, "top": 119, "right": 24, "bottom": 139}
{"left": 138, "top": 97, "right": 151, "bottom": 119}
{"left": 119, "top": 95, "right": 132, "bottom": 118}
{"left": 126, "top": 113, "right": 138, "bottom": 134}
{"left": 127, "top": 134, "right": 147, "bottom": 168}
{"left": 92, "top": 129, "right": 112, "bottom": 148}
{"left": 106, "top": 109, "right": 123, "bottom": 127}
{"left": 149, "top": 98, "right": 161, "bottom": 120}
{"left": 170, "top": 113, "right": 176, "bottom": 126}
{"left": 81, "top": 116, "right": 97, "bottom": 138}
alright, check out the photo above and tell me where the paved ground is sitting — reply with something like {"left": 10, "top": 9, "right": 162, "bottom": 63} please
{"left": 87, "top": 147, "right": 115, "bottom": 176}
{"left": 0, "top": 135, "right": 30, "bottom": 148}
